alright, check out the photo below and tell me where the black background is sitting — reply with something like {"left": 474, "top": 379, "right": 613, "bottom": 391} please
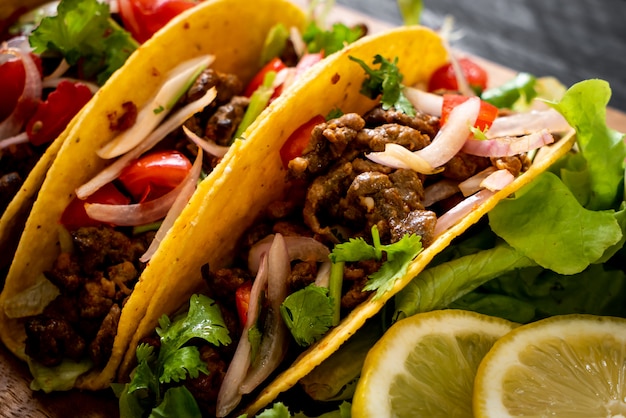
{"left": 337, "top": 0, "right": 626, "bottom": 112}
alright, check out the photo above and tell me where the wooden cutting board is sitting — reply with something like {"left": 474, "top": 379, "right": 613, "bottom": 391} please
{"left": 2, "top": 3, "right": 625, "bottom": 418}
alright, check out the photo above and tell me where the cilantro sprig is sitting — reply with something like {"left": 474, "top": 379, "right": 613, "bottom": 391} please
{"left": 303, "top": 21, "right": 364, "bottom": 56}
{"left": 29, "top": 0, "right": 138, "bottom": 85}
{"left": 331, "top": 225, "right": 423, "bottom": 297}
{"left": 349, "top": 54, "right": 416, "bottom": 116}
{"left": 115, "top": 294, "right": 231, "bottom": 418}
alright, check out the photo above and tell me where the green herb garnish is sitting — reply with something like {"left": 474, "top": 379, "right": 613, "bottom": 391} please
{"left": 349, "top": 54, "right": 416, "bottom": 116}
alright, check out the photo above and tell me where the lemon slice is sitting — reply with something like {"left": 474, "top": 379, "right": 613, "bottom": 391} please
{"left": 352, "top": 309, "right": 516, "bottom": 418}
{"left": 473, "top": 314, "right": 626, "bottom": 418}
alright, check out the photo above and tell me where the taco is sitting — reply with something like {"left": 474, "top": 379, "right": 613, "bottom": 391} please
{"left": 0, "top": 0, "right": 188, "bottom": 277}
{"left": 0, "top": 0, "right": 320, "bottom": 393}
{"left": 109, "top": 24, "right": 577, "bottom": 417}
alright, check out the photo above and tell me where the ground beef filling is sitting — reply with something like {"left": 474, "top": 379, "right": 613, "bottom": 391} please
{"left": 24, "top": 226, "right": 152, "bottom": 368}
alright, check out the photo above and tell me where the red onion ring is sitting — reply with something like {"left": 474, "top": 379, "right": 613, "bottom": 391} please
{"left": 434, "top": 188, "right": 495, "bottom": 237}
{"left": 240, "top": 233, "right": 291, "bottom": 395}
{"left": 487, "top": 109, "right": 570, "bottom": 138}
{"left": 85, "top": 149, "right": 203, "bottom": 227}
{"left": 462, "top": 129, "right": 555, "bottom": 157}
{"left": 216, "top": 254, "right": 269, "bottom": 417}
{"left": 247, "top": 234, "right": 330, "bottom": 274}
{"left": 139, "top": 149, "right": 204, "bottom": 262}
{"left": 182, "top": 125, "right": 229, "bottom": 158}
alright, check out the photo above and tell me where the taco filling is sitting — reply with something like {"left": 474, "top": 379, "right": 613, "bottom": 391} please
{"left": 11, "top": 17, "right": 367, "bottom": 393}
{"left": 119, "top": 53, "right": 573, "bottom": 417}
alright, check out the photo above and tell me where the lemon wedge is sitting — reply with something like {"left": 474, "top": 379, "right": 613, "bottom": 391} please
{"left": 473, "top": 314, "right": 626, "bottom": 418}
{"left": 352, "top": 309, "right": 516, "bottom": 417}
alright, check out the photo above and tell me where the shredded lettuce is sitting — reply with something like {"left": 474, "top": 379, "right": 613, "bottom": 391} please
{"left": 239, "top": 401, "right": 352, "bottom": 418}
{"left": 28, "top": 357, "right": 93, "bottom": 393}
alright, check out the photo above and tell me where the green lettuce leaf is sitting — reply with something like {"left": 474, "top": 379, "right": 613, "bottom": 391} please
{"left": 549, "top": 79, "right": 626, "bottom": 210}
{"left": 28, "top": 357, "right": 92, "bottom": 393}
{"left": 488, "top": 171, "right": 622, "bottom": 274}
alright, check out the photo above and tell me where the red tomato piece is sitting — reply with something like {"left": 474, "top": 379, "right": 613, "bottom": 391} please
{"left": 0, "top": 53, "right": 42, "bottom": 122}
{"left": 118, "top": 150, "right": 192, "bottom": 202}
{"left": 441, "top": 94, "right": 499, "bottom": 131}
{"left": 235, "top": 281, "right": 252, "bottom": 326}
{"left": 244, "top": 57, "right": 287, "bottom": 97}
{"left": 60, "top": 183, "right": 130, "bottom": 230}
{"left": 428, "top": 57, "right": 488, "bottom": 93}
{"left": 118, "top": 0, "right": 197, "bottom": 43}
{"left": 26, "top": 80, "right": 93, "bottom": 146}
{"left": 279, "top": 115, "right": 325, "bottom": 168}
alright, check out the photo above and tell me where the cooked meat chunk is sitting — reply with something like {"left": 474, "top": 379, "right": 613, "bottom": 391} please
{"left": 390, "top": 210, "right": 437, "bottom": 247}
{"left": 89, "top": 304, "right": 121, "bottom": 366}
{"left": 442, "top": 152, "right": 491, "bottom": 181}
{"left": 355, "top": 123, "right": 431, "bottom": 152}
{"left": 202, "top": 265, "right": 250, "bottom": 308}
{"left": 185, "top": 68, "right": 244, "bottom": 106}
{"left": 25, "top": 316, "right": 86, "bottom": 367}
{"left": 204, "top": 96, "right": 250, "bottom": 146}
{"left": 363, "top": 106, "right": 439, "bottom": 139}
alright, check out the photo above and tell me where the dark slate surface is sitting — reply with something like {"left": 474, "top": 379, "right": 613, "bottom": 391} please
{"left": 337, "top": 0, "right": 626, "bottom": 112}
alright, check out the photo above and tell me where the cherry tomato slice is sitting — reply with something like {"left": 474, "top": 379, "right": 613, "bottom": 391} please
{"left": 244, "top": 57, "right": 287, "bottom": 97}
{"left": 441, "top": 94, "right": 499, "bottom": 131}
{"left": 279, "top": 115, "right": 325, "bottom": 168}
{"left": 235, "top": 280, "right": 252, "bottom": 326}
{"left": 26, "top": 80, "right": 93, "bottom": 146}
{"left": 118, "top": 0, "right": 197, "bottom": 43}
{"left": 60, "top": 183, "right": 130, "bottom": 230}
{"left": 118, "top": 150, "right": 192, "bottom": 202}
{"left": 428, "top": 57, "right": 488, "bottom": 93}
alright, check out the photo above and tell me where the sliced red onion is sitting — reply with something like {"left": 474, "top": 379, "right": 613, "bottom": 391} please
{"left": 0, "top": 48, "right": 42, "bottom": 139}
{"left": 97, "top": 55, "right": 215, "bottom": 159}
{"left": 247, "top": 235, "right": 330, "bottom": 274}
{"left": 0, "top": 131, "right": 30, "bottom": 150}
{"left": 240, "top": 233, "right": 291, "bottom": 394}
{"left": 289, "top": 26, "right": 306, "bottom": 58}
{"left": 480, "top": 168, "right": 515, "bottom": 192}
{"left": 434, "top": 188, "right": 495, "bottom": 237}
{"left": 422, "top": 179, "right": 460, "bottom": 207}
{"left": 182, "top": 125, "right": 229, "bottom": 158}
{"left": 314, "top": 260, "right": 332, "bottom": 288}
{"left": 216, "top": 255, "right": 269, "bottom": 417}
{"left": 458, "top": 167, "right": 497, "bottom": 197}
{"left": 44, "top": 58, "right": 70, "bottom": 81}
{"left": 486, "top": 109, "right": 570, "bottom": 138}
{"left": 367, "top": 97, "right": 479, "bottom": 174}
{"left": 85, "top": 150, "right": 202, "bottom": 227}
{"left": 448, "top": 52, "right": 475, "bottom": 97}
{"left": 139, "top": 149, "right": 203, "bottom": 262}
{"left": 403, "top": 86, "right": 443, "bottom": 116}
{"left": 462, "top": 129, "right": 554, "bottom": 157}
{"left": 76, "top": 86, "right": 217, "bottom": 199}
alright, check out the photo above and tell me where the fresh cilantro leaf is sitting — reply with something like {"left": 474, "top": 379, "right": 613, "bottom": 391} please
{"left": 326, "top": 107, "right": 344, "bottom": 120}
{"left": 159, "top": 346, "right": 208, "bottom": 384}
{"left": 29, "top": 0, "right": 138, "bottom": 85}
{"left": 280, "top": 284, "right": 335, "bottom": 346}
{"left": 329, "top": 236, "right": 379, "bottom": 263}
{"left": 150, "top": 386, "right": 202, "bottom": 418}
{"left": 303, "top": 21, "right": 364, "bottom": 55}
{"left": 330, "top": 226, "right": 423, "bottom": 298}
{"left": 156, "top": 294, "right": 232, "bottom": 350}
{"left": 119, "top": 294, "right": 231, "bottom": 417}
{"left": 363, "top": 233, "right": 423, "bottom": 296}
{"left": 349, "top": 54, "right": 416, "bottom": 116}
